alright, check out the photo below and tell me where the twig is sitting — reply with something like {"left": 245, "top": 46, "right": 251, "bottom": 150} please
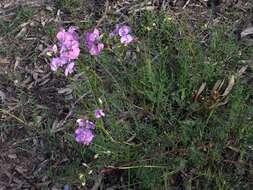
{"left": 0, "top": 108, "right": 27, "bottom": 126}
{"left": 223, "top": 159, "right": 250, "bottom": 167}
{"left": 103, "top": 165, "right": 168, "bottom": 171}
{"left": 183, "top": 0, "right": 191, "bottom": 9}
{"left": 100, "top": 143, "right": 214, "bottom": 174}
{"left": 96, "top": 0, "right": 109, "bottom": 28}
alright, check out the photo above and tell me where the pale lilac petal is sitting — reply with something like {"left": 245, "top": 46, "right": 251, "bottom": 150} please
{"left": 93, "top": 28, "right": 100, "bottom": 38}
{"left": 68, "top": 26, "right": 77, "bottom": 32}
{"left": 86, "top": 120, "right": 95, "bottom": 129}
{"left": 89, "top": 45, "right": 97, "bottom": 55}
{"left": 60, "top": 45, "right": 67, "bottom": 55}
{"left": 120, "top": 34, "right": 134, "bottom": 45}
{"left": 57, "top": 26, "right": 79, "bottom": 49}
{"left": 77, "top": 119, "right": 85, "bottom": 127}
{"left": 59, "top": 57, "right": 68, "bottom": 66}
{"left": 85, "top": 32, "right": 95, "bottom": 43}
{"left": 64, "top": 62, "right": 75, "bottom": 76}
{"left": 85, "top": 28, "right": 103, "bottom": 56}
{"left": 69, "top": 47, "right": 80, "bottom": 60}
{"left": 56, "top": 28, "right": 66, "bottom": 42}
{"left": 94, "top": 109, "right": 105, "bottom": 118}
{"left": 61, "top": 33, "right": 76, "bottom": 48}
{"left": 68, "top": 26, "right": 79, "bottom": 41}
{"left": 109, "top": 32, "right": 115, "bottom": 38}
{"left": 119, "top": 25, "right": 131, "bottom": 37}
{"left": 47, "top": 44, "right": 58, "bottom": 54}
{"left": 61, "top": 47, "right": 80, "bottom": 60}
{"left": 50, "top": 58, "right": 59, "bottom": 71}
{"left": 89, "top": 45, "right": 99, "bottom": 56}
{"left": 97, "top": 43, "right": 104, "bottom": 51}
{"left": 64, "top": 33, "right": 73, "bottom": 43}
{"left": 57, "top": 57, "right": 68, "bottom": 67}
{"left": 50, "top": 57, "right": 67, "bottom": 71}
{"left": 86, "top": 41, "right": 93, "bottom": 49}
{"left": 52, "top": 44, "right": 58, "bottom": 53}
{"left": 88, "top": 43, "right": 104, "bottom": 56}
{"left": 75, "top": 127, "right": 84, "bottom": 136}
{"left": 86, "top": 29, "right": 100, "bottom": 43}
{"left": 77, "top": 119, "right": 95, "bottom": 129}
{"left": 109, "top": 24, "right": 120, "bottom": 37}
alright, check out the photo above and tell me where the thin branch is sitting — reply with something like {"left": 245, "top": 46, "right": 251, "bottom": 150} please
{"left": 0, "top": 108, "right": 27, "bottom": 126}
{"left": 183, "top": 0, "right": 191, "bottom": 9}
{"left": 96, "top": 0, "right": 110, "bottom": 28}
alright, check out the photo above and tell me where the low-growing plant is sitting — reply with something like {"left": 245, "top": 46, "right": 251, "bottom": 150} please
{"left": 41, "top": 11, "right": 253, "bottom": 189}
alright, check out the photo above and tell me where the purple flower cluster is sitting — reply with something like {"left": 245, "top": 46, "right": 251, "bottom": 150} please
{"left": 75, "top": 109, "right": 105, "bottom": 145}
{"left": 48, "top": 24, "right": 134, "bottom": 74}
{"left": 75, "top": 128, "right": 94, "bottom": 145}
{"left": 50, "top": 26, "right": 80, "bottom": 76}
{"left": 75, "top": 119, "right": 95, "bottom": 145}
{"left": 85, "top": 28, "right": 104, "bottom": 56}
{"left": 83, "top": 25, "right": 134, "bottom": 56}
{"left": 110, "top": 25, "right": 134, "bottom": 46}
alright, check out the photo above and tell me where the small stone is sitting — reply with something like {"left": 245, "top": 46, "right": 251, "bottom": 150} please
{"left": 8, "top": 154, "right": 17, "bottom": 159}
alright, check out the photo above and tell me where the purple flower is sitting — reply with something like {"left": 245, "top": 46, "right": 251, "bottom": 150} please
{"left": 77, "top": 118, "right": 85, "bottom": 127}
{"left": 110, "top": 24, "right": 134, "bottom": 45}
{"left": 68, "top": 26, "right": 79, "bottom": 40}
{"left": 75, "top": 127, "right": 94, "bottom": 145}
{"left": 118, "top": 25, "right": 131, "bottom": 37}
{"left": 47, "top": 44, "right": 58, "bottom": 55}
{"left": 94, "top": 109, "right": 105, "bottom": 118}
{"left": 50, "top": 26, "right": 80, "bottom": 76}
{"left": 89, "top": 43, "right": 104, "bottom": 56}
{"left": 85, "top": 28, "right": 104, "bottom": 56}
{"left": 50, "top": 59, "right": 59, "bottom": 72}
{"left": 86, "top": 28, "right": 100, "bottom": 44}
{"left": 50, "top": 57, "right": 67, "bottom": 71}
{"left": 57, "top": 27, "right": 79, "bottom": 45}
{"left": 77, "top": 119, "right": 96, "bottom": 129}
{"left": 85, "top": 120, "right": 96, "bottom": 129}
{"left": 120, "top": 34, "right": 134, "bottom": 46}
{"left": 58, "top": 31, "right": 80, "bottom": 61}
{"left": 64, "top": 62, "right": 75, "bottom": 76}
{"left": 60, "top": 44, "right": 80, "bottom": 60}
{"left": 109, "top": 24, "right": 120, "bottom": 37}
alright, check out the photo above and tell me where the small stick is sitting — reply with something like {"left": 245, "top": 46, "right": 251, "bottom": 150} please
{"left": 183, "top": 0, "right": 191, "bottom": 9}
{"left": 0, "top": 108, "right": 27, "bottom": 126}
{"left": 96, "top": 0, "right": 109, "bottom": 28}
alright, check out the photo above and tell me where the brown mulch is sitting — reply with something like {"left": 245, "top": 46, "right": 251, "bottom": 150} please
{"left": 0, "top": 0, "right": 45, "bottom": 15}
{"left": 0, "top": 127, "right": 49, "bottom": 190}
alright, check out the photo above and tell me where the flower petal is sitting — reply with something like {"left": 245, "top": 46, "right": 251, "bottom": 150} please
{"left": 94, "top": 109, "right": 105, "bottom": 118}
{"left": 64, "top": 62, "right": 75, "bottom": 76}
{"left": 120, "top": 34, "right": 134, "bottom": 45}
{"left": 77, "top": 119, "right": 85, "bottom": 127}
{"left": 119, "top": 25, "right": 131, "bottom": 37}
